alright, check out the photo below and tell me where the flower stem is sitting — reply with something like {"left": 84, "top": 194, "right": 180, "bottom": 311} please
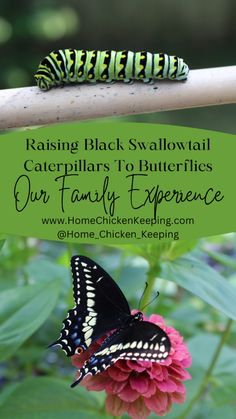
{"left": 67, "top": 242, "right": 74, "bottom": 259}
{"left": 141, "top": 263, "right": 160, "bottom": 312}
{"left": 179, "top": 318, "right": 233, "bottom": 419}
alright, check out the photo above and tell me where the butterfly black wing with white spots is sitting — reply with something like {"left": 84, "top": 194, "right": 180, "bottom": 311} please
{"left": 71, "top": 321, "right": 171, "bottom": 387}
{"left": 49, "top": 255, "right": 131, "bottom": 356}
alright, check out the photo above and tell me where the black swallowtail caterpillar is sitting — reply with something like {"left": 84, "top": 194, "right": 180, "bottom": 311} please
{"left": 50, "top": 255, "right": 171, "bottom": 387}
{"left": 35, "top": 49, "right": 189, "bottom": 91}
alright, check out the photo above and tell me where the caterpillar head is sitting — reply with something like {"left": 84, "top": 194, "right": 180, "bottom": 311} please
{"left": 34, "top": 61, "right": 54, "bottom": 91}
{"left": 34, "top": 72, "right": 53, "bottom": 90}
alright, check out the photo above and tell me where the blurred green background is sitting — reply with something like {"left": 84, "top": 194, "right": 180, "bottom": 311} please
{"left": 1, "top": 2, "right": 236, "bottom": 417}
{"left": 0, "top": 0, "right": 235, "bottom": 132}
{"left": 0, "top": 236, "right": 236, "bottom": 418}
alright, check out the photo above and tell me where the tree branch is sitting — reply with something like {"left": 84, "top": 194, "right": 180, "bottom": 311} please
{"left": 0, "top": 66, "right": 236, "bottom": 129}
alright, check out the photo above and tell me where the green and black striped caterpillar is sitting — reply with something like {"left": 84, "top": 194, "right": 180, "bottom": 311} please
{"left": 35, "top": 49, "right": 189, "bottom": 91}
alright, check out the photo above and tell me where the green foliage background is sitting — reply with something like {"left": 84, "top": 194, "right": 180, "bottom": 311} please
{"left": 0, "top": 2, "right": 236, "bottom": 418}
{"left": 0, "top": 236, "right": 236, "bottom": 418}
{"left": 0, "top": 0, "right": 236, "bottom": 132}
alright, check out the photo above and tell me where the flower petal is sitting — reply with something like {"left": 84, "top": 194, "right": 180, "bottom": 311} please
{"left": 107, "top": 366, "right": 130, "bottom": 382}
{"left": 143, "top": 380, "right": 157, "bottom": 397}
{"left": 82, "top": 373, "right": 110, "bottom": 391}
{"left": 127, "top": 397, "right": 150, "bottom": 419}
{"left": 118, "top": 382, "right": 140, "bottom": 402}
{"left": 130, "top": 375, "right": 149, "bottom": 394}
{"left": 144, "top": 390, "right": 170, "bottom": 415}
{"left": 127, "top": 360, "right": 149, "bottom": 372}
{"left": 73, "top": 310, "right": 192, "bottom": 418}
{"left": 106, "top": 394, "right": 129, "bottom": 416}
{"left": 156, "top": 378, "right": 177, "bottom": 393}
{"left": 105, "top": 379, "right": 127, "bottom": 394}
{"left": 171, "top": 391, "right": 186, "bottom": 404}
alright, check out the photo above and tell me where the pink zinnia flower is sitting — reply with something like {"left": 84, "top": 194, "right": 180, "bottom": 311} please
{"left": 72, "top": 312, "right": 192, "bottom": 418}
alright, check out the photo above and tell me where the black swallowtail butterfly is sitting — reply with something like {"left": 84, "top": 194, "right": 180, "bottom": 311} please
{"left": 50, "top": 255, "right": 171, "bottom": 387}
{"left": 35, "top": 49, "right": 189, "bottom": 90}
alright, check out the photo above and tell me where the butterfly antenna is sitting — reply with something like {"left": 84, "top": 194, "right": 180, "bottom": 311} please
{"left": 140, "top": 290, "right": 160, "bottom": 311}
{"left": 138, "top": 282, "right": 148, "bottom": 310}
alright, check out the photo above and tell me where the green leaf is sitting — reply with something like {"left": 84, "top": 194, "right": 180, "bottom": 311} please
{"left": 0, "top": 377, "right": 106, "bottom": 419}
{"left": 211, "top": 375, "right": 236, "bottom": 406}
{"left": 160, "top": 240, "right": 197, "bottom": 261}
{"left": 160, "top": 256, "right": 236, "bottom": 320}
{"left": 0, "top": 383, "right": 20, "bottom": 407}
{"left": 24, "top": 258, "right": 70, "bottom": 286}
{"left": 0, "top": 233, "right": 6, "bottom": 251}
{"left": 119, "top": 263, "right": 147, "bottom": 299}
{"left": 0, "top": 280, "right": 60, "bottom": 361}
{"left": 164, "top": 335, "right": 236, "bottom": 419}
{"left": 203, "top": 249, "right": 236, "bottom": 270}
{"left": 204, "top": 405, "right": 236, "bottom": 419}
{"left": 188, "top": 333, "right": 236, "bottom": 377}
{"left": 156, "top": 366, "right": 205, "bottom": 419}
{"left": 186, "top": 402, "right": 236, "bottom": 419}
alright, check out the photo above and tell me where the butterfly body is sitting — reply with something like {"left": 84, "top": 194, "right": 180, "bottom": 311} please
{"left": 50, "top": 255, "right": 171, "bottom": 387}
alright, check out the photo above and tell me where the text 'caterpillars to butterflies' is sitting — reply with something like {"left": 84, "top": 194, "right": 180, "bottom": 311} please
{"left": 49, "top": 255, "right": 171, "bottom": 387}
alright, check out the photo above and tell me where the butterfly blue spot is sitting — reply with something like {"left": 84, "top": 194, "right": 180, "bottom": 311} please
{"left": 90, "top": 357, "right": 98, "bottom": 365}
{"left": 71, "top": 333, "right": 77, "bottom": 339}
{"left": 75, "top": 338, "right": 81, "bottom": 345}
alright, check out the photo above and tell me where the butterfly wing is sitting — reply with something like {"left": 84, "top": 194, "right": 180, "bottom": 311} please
{"left": 71, "top": 321, "right": 171, "bottom": 387}
{"left": 50, "top": 255, "right": 131, "bottom": 356}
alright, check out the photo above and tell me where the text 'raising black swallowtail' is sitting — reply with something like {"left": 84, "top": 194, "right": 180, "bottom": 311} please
{"left": 35, "top": 49, "right": 189, "bottom": 90}
{"left": 50, "top": 255, "right": 171, "bottom": 387}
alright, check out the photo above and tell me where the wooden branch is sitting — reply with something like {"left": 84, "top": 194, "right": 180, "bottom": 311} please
{"left": 0, "top": 66, "right": 236, "bottom": 129}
